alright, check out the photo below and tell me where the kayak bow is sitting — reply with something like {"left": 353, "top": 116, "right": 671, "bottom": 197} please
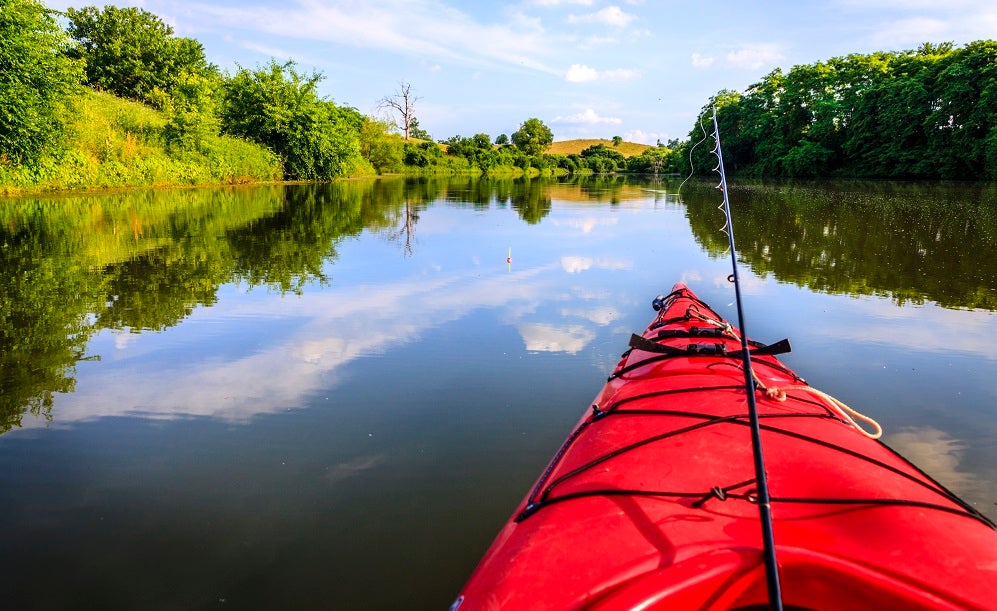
{"left": 453, "top": 283, "right": 997, "bottom": 610}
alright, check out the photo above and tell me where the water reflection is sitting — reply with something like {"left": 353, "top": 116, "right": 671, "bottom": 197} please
{"left": 683, "top": 180, "right": 997, "bottom": 310}
{"left": 1, "top": 177, "right": 995, "bottom": 434}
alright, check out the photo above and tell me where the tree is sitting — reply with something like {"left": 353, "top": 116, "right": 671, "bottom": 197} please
{"left": 495, "top": 133, "right": 509, "bottom": 145}
{"left": 408, "top": 117, "right": 431, "bottom": 140}
{"left": 65, "top": 5, "right": 214, "bottom": 104}
{"left": 612, "top": 135, "right": 623, "bottom": 146}
{"left": 378, "top": 81, "right": 420, "bottom": 139}
{"left": 0, "top": 0, "right": 83, "bottom": 165}
{"left": 359, "top": 118, "right": 405, "bottom": 173}
{"left": 511, "top": 118, "right": 553, "bottom": 155}
{"left": 156, "top": 70, "right": 221, "bottom": 151}
{"left": 220, "top": 60, "right": 364, "bottom": 179}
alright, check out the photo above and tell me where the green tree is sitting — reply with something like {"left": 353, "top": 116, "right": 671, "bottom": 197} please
{"left": 576, "top": 143, "right": 626, "bottom": 172}
{"left": 612, "top": 135, "right": 623, "bottom": 146}
{"left": 359, "top": 118, "right": 405, "bottom": 173}
{"left": 220, "top": 60, "right": 365, "bottom": 179}
{"left": 65, "top": 5, "right": 214, "bottom": 105}
{"left": 0, "top": 0, "right": 83, "bottom": 165}
{"left": 495, "top": 133, "right": 509, "bottom": 145}
{"left": 691, "top": 42, "right": 997, "bottom": 179}
{"left": 155, "top": 70, "right": 222, "bottom": 151}
{"left": 627, "top": 147, "right": 677, "bottom": 174}
{"left": 408, "top": 117, "right": 431, "bottom": 140}
{"left": 512, "top": 118, "right": 553, "bottom": 155}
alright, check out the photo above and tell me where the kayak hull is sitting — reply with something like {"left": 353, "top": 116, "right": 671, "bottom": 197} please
{"left": 454, "top": 283, "right": 997, "bottom": 610}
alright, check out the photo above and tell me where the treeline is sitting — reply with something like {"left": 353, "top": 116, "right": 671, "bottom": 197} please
{"left": 685, "top": 41, "right": 997, "bottom": 180}
{"left": 8, "top": 0, "right": 995, "bottom": 189}
{"left": 1, "top": 0, "right": 682, "bottom": 192}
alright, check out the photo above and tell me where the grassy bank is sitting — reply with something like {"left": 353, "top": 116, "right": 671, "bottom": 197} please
{"left": 0, "top": 90, "right": 282, "bottom": 196}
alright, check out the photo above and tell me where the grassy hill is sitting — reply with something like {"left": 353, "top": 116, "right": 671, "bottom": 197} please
{"left": 548, "top": 139, "right": 652, "bottom": 157}
{"left": 1, "top": 90, "right": 282, "bottom": 195}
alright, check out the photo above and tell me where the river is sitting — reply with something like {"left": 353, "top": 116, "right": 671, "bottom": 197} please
{"left": 1, "top": 176, "right": 994, "bottom": 609}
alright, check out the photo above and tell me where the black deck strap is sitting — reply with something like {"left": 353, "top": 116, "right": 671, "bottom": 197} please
{"left": 657, "top": 327, "right": 729, "bottom": 340}
{"left": 610, "top": 349, "right": 800, "bottom": 382}
{"left": 626, "top": 334, "right": 792, "bottom": 359}
{"left": 751, "top": 338, "right": 792, "bottom": 356}
{"left": 628, "top": 334, "right": 685, "bottom": 355}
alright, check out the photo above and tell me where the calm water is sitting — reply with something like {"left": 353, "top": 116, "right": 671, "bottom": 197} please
{"left": 1, "top": 177, "right": 995, "bottom": 609}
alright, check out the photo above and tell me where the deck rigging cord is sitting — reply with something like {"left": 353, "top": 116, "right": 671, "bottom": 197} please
{"left": 710, "top": 105, "right": 785, "bottom": 611}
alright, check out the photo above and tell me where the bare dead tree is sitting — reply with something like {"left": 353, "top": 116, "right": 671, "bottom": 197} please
{"left": 386, "top": 199, "right": 418, "bottom": 256}
{"left": 377, "top": 81, "right": 420, "bottom": 140}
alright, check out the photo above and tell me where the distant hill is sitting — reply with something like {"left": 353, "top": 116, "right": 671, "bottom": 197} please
{"left": 547, "top": 139, "right": 652, "bottom": 158}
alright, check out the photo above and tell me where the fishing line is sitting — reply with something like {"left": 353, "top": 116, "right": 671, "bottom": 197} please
{"left": 676, "top": 112, "right": 711, "bottom": 196}
{"left": 678, "top": 111, "right": 732, "bottom": 254}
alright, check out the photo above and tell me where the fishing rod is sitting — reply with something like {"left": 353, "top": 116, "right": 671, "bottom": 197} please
{"left": 710, "top": 105, "right": 784, "bottom": 610}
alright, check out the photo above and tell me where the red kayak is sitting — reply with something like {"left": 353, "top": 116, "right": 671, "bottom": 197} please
{"left": 453, "top": 283, "right": 997, "bottom": 610}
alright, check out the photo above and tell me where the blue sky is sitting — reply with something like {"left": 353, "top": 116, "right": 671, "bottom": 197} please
{"left": 45, "top": 0, "right": 997, "bottom": 144}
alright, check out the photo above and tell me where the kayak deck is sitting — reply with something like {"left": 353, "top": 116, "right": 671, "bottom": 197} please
{"left": 454, "top": 283, "right": 997, "bottom": 610}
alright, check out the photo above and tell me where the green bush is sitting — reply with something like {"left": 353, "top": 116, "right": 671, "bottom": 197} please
{"left": 0, "top": 0, "right": 84, "bottom": 166}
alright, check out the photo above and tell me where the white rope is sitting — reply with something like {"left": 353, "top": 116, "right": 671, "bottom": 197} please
{"left": 757, "top": 375, "right": 883, "bottom": 439}
{"left": 684, "top": 303, "right": 884, "bottom": 439}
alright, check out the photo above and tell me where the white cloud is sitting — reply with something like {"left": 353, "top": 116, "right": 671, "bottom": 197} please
{"left": 814, "top": 298, "right": 997, "bottom": 360}
{"left": 691, "top": 44, "right": 784, "bottom": 71}
{"left": 553, "top": 108, "right": 622, "bottom": 125}
{"left": 567, "top": 6, "right": 637, "bottom": 27}
{"left": 726, "top": 44, "right": 785, "bottom": 70}
{"left": 624, "top": 130, "right": 665, "bottom": 145}
{"left": 691, "top": 52, "right": 716, "bottom": 69}
{"left": 564, "top": 64, "right": 640, "bottom": 82}
{"left": 886, "top": 427, "right": 988, "bottom": 502}
{"left": 561, "top": 256, "right": 594, "bottom": 273}
{"left": 552, "top": 216, "right": 620, "bottom": 233}
{"left": 517, "top": 323, "right": 596, "bottom": 354}
{"left": 21, "top": 265, "right": 564, "bottom": 427}
{"left": 565, "top": 63, "right": 599, "bottom": 82}
{"left": 560, "top": 256, "right": 632, "bottom": 273}
{"left": 561, "top": 306, "right": 622, "bottom": 325}
{"left": 174, "top": 0, "right": 560, "bottom": 75}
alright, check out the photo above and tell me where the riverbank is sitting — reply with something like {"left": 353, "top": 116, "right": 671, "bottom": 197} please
{"left": 0, "top": 90, "right": 284, "bottom": 197}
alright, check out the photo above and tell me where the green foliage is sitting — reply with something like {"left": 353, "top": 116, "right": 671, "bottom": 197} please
{"left": 404, "top": 141, "right": 444, "bottom": 167}
{"left": 512, "top": 118, "right": 554, "bottom": 155}
{"left": 626, "top": 146, "right": 679, "bottom": 174}
{"left": 612, "top": 135, "right": 623, "bottom": 146}
{"left": 156, "top": 71, "right": 222, "bottom": 152}
{"left": 686, "top": 41, "right": 997, "bottom": 179}
{"left": 0, "top": 0, "right": 83, "bottom": 165}
{"left": 359, "top": 119, "right": 405, "bottom": 174}
{"left": 495, "top": 133, "right": 509, "bottom": 145}
{"left": 682, "top": 179, "right": 997, "bottom": 309}
{"left": 510, "top": 179, "right": 552, "bottom": 224}
{"left": 220, "top": 60, "right": 366, "bottom": 180}
{"left": 0, "top": 90, "right": 280, "bottom": 194}
{"left": 408, "top": 117, "right": 431, "bottom": 140}
{"left": 65, "top": 5, "right": 215, "bottom": 105}
{"left": 553, "top": 143, "right": 634, "bottom": 173}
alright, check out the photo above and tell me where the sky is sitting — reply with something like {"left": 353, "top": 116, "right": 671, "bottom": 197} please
{"left": 43, "top": 0, "right": 997, "bottom": 144}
